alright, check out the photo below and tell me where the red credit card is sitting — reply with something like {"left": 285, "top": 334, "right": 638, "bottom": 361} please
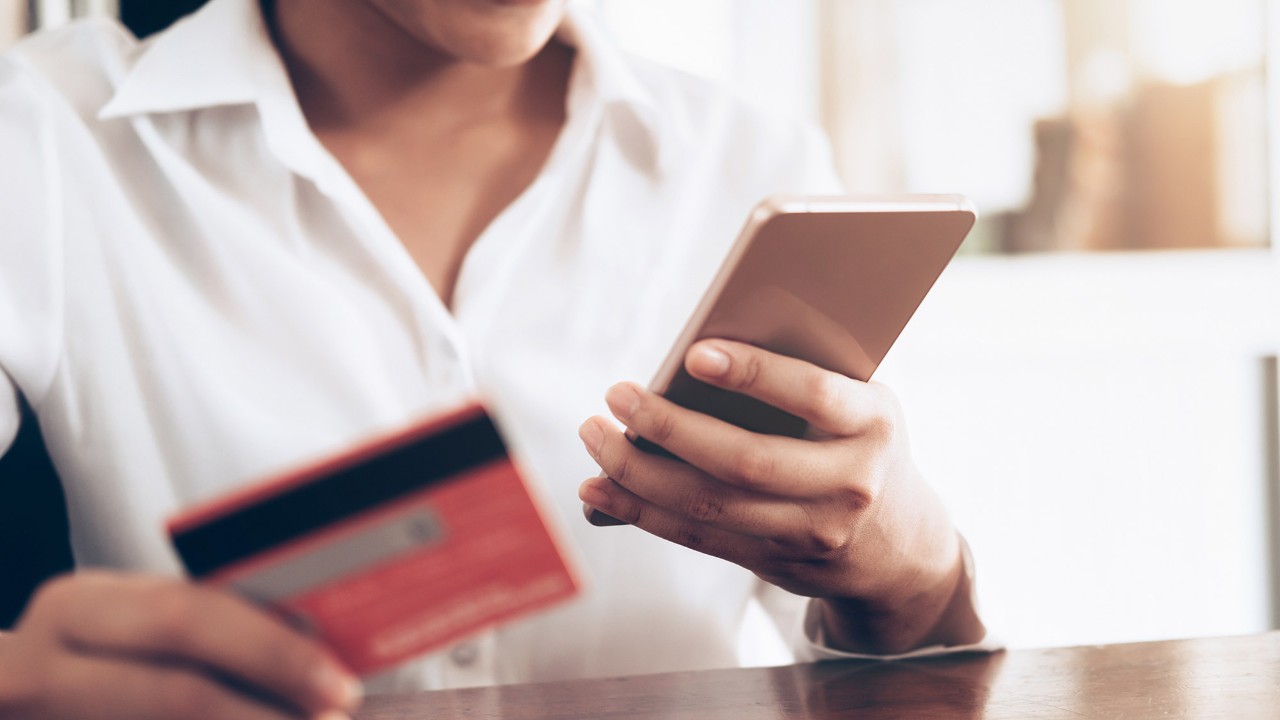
{"left": 167, "top": 403, "right": 580, "bottom": 676}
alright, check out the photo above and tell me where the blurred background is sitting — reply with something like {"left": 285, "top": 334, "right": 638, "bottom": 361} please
{"left": 585, "top": 0, "right": 1280, "bottom": 656}
{"left": 4, "top": 0, "right": 1280, "bottom": 654}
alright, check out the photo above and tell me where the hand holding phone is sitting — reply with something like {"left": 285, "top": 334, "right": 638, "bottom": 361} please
{"left": 586, "top": 195, "right": 975, "bottom": 525}
{"left": 574, "top": 196, "right": 987, "bottom": 652}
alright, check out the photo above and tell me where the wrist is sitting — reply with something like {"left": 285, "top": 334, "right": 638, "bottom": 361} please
{"left": 816, "top": 533, "right": 985, "bottom": 655}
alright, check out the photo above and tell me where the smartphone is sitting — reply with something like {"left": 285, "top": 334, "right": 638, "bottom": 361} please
{"left": 586, "top": 195, "right": 976, "bottom": 525}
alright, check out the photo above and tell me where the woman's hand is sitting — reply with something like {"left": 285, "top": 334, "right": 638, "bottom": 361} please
{"left": 0, "top": 572, "right": 362, "bottom": 720}
{"left": 578, "top": 339, "right": 985, "bottom": 655}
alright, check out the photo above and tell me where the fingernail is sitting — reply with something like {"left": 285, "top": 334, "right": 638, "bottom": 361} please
{"left": 579, "top": 479, "right": 612, "bottom": 510}
{"left": 578, "top": 420, "right": 604, "bottom": 458}
{"left": 690, "top": 344, "right": 731, "bottom": 377}
{"left": 605, "top": 383, "right": 640, "bottom": 421}
{"left": 313, "top": 664, "right": 362, "bottom": 710}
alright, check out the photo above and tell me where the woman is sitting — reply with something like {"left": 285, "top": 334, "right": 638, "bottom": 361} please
{"left": 0, "top": 0, "right": 989, "bottom": 718}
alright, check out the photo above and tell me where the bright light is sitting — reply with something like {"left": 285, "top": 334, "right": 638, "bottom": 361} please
{"left": 1130, "top": 0, "right": 1265, "bottom": 84}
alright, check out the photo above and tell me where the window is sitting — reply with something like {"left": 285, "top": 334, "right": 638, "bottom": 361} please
{"left": 594, "top": 0, "right": 1271, "bottom": 253}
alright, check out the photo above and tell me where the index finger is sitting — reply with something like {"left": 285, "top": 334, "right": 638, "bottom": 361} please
{"left": 684, "top": 339, "right": 893, "bottom": 436}
{"left": 47, "top": 573, "right": 361, "bottom": 715}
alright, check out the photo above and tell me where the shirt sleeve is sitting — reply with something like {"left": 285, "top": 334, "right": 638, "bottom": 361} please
{"left": 794, "top": 537, "right": 1003, "bottom": 661}
{"left": 753, "top": 536, "right": 1001, "bottom": 663}
{"left": 0, "top": 54, "right": 63, "bottom": 457}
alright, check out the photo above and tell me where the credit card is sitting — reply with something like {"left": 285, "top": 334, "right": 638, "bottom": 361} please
{"left": 167, "top": 403, "right": 580, "bottom": 675}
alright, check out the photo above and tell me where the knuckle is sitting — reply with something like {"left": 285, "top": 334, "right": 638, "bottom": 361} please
{"left": 850, "top": 481, "right": 879, "bottom": 509}
{"left": 805, "top": 524, "right": 852, "bottom": 559}
{"left": 806, "top": 372, "right": 846, "bottom": 423}
{"left": 733, "top": 352, "right": 765, "bottom": 392}
{"left": 609, "top": 450, "right": 634, "bottom": 485}
{"left": 864, "top": 408, "right": 896, "bottom": 443}
{"left": 860, "top": 394, "right": 901, "bottom": 440}
{"left": 684, "top": 487, "right": 725, "bottom": 523}
{"left": 865, "top": 386, "right": 902, "bottom": 440}
{"left": 794, "top": 503, "right": 856, "bottom": 560}
{"left": 612, "top": 497, "right": 644, "bottom": 526}
{"left": 833, "top": 471, "right": 878, "bottom": 514}
{"left": 645, "top": 408, "right": 677, "bottom": 447}
{"left": 673, "top": 525, "right": 705, "bottom": 551}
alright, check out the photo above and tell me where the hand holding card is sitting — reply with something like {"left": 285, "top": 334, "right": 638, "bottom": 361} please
{"left": 167, "top": 403, "right": 579, "bottom": 676}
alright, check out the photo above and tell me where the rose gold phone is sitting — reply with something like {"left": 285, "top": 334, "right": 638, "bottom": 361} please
{"left": 586, "top": 195, "right": 976, "bottom": 525}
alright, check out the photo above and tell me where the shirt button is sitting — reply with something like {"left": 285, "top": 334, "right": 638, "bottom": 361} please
{"left": 449, "top": 642, "right": 479, "bottom": 667}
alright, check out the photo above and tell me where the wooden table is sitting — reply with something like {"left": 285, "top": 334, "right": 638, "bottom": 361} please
{"left": 356, "top": 632, "right": 1280, "bottom": 719}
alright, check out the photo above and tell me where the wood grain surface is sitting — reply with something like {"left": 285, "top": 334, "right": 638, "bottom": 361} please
{"left": 356, "top": 632, "right": 1280, "bottom": 719}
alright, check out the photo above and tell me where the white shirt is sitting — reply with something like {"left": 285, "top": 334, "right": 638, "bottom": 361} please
{"left": 0, "top": 0, "right": 988, "bottom": 692}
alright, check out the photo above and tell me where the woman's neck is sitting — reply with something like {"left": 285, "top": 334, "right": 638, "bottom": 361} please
{"left": 268, "top": 0, "right": 566, "bottom": 135}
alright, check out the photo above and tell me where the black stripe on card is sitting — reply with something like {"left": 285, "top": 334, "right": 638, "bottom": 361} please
{"left": 172, "top": 413, "right": 506, "bottom": 578}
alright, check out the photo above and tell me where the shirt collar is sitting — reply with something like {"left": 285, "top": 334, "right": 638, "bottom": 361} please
{"left": 98, "top": 0, "right": 671, "bottom": 175}
{"left": 556, "top": 5, "right": 672, "bottom": 175}
{"left": 97, "top": 0, "right": 275, "bottom": 119}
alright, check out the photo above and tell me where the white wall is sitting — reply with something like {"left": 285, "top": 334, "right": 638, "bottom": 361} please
{"left": 886, "top": 251, "right": 1280, "bottom": 647}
